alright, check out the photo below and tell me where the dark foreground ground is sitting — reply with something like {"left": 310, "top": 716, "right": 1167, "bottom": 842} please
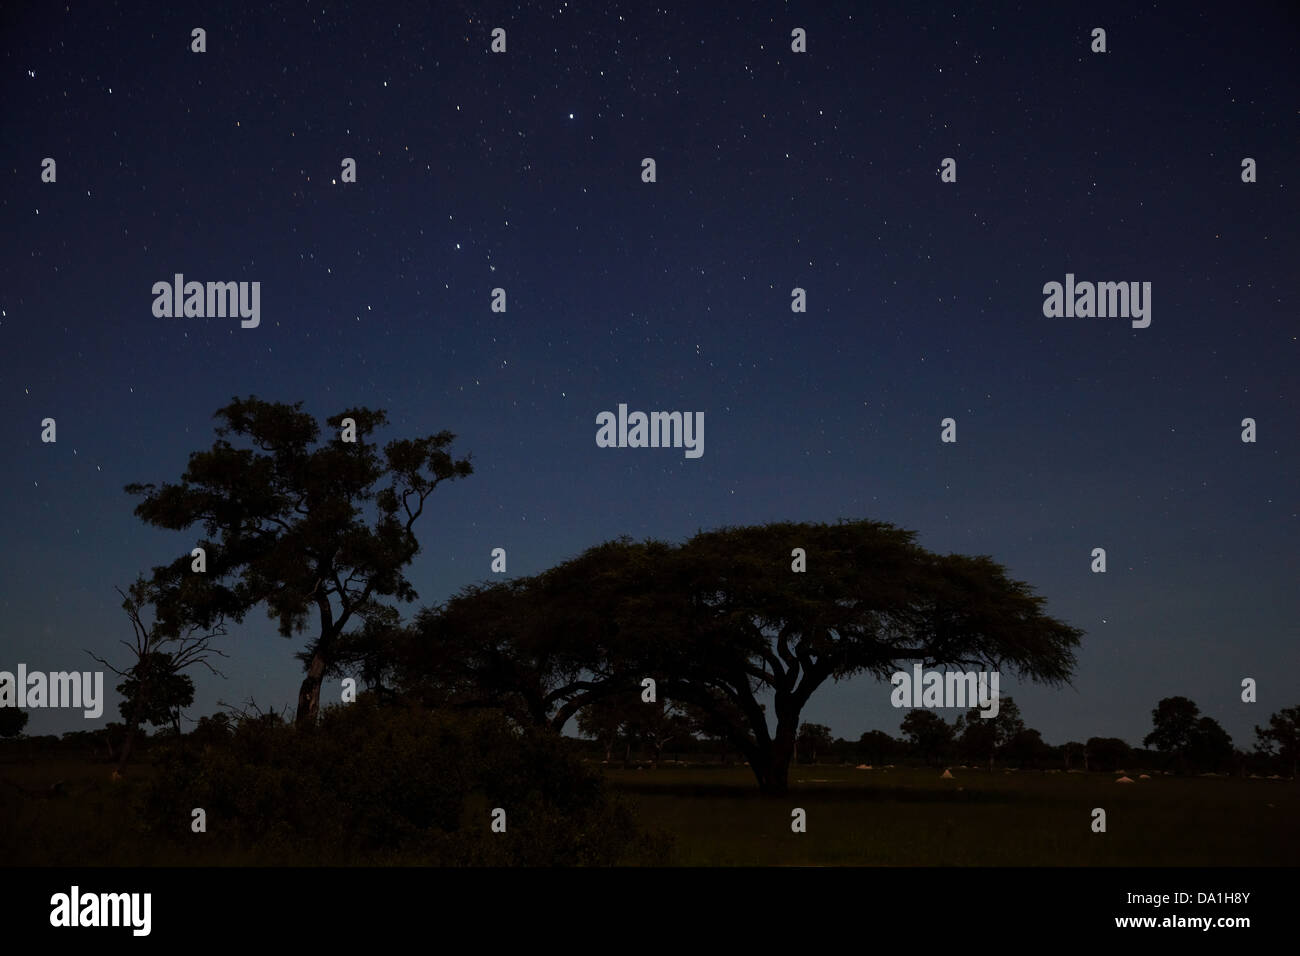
{"left": 3, "top": 758, "right": 1296, "bottom": 866}
{"left": 607, "top": 764, "right": 1299, "bottom": 865}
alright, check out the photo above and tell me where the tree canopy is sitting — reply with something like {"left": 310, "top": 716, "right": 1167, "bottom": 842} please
{"left": 0, "top": 706, "right": 29, "bottom": 738}
{"left": 407, "top": 518, "right": 1083, "bottom": 794}
{"left": 126, "top": 396, "right": 472, "bottom": 726}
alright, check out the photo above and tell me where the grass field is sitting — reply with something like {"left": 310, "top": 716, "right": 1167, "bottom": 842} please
{"left": 603, "top": 764, "right": 1300, "bottom": 866}
{"left": 3, "top": 758, "right": 1296, "bottom": 866}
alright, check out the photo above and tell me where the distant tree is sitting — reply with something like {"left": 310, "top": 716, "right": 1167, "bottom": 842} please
{"left": 116, "top": 653, "right": 195, "bottom": 735}
{"left": 829, "top": 736, "right": 855, "bottom": 762}
{"left": 575, "top": 692, "right": 691, "bottom": 769}
{"left": 126, "top": 396, "right": 472, "bottom": 727}
{"left": 1063, "top": 740, "right": 1086, "bottom": 770}
{"left": 956, "top": 695, "right": 1025, "bottom": 769}
{"left": 1254, "top": 705, "right": 1300, "bottom": 778}
{"left": 0, "top": 707, "right": 29, "bottom": 738}
{"left": 956, "top": 711, "right": 995, "bottom": 767}
{"left": 901, "top": 710, "right": 956, "bottom": 766}
{"left": 991, "top": 697, "right": 1026, "bottom": 746}
{"left": 577, "top": 695, "right": 627, "bottom": 764}
{"left": 1002, "top": 727, "right": 1051, "bottom": 769}
{"left": 857, "top": 729, "right": 899, "bottom": 765}
{"left": 1143, "top": 696, "right": 1201, "bottom": 772}
{"left": 795, "top": 722, "right": 834, "bottom": 764}
{"left": 1085, "top": 736, "right": 1132, "bottom": 773}
{"left": 680, "top": 695, "right": 749, "bottom": 765}
{"left": 88, "top": 577, "right": 227, "bottom": 772}
{"left": 190, "top": 712, "right": 233, "bottom": 748}
{"left": 1184, "top": 716, "right": 1234, "bottom": 774}
{"left": 625, "top": 700, "right": 693, "bottom": 769}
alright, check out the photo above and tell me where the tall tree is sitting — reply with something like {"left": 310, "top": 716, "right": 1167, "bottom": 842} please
{"left": 125, "top": 396, "right": 471, "bottom": 726}
{"left": 649, "top": 521, "right": 1081, "bottom": 794}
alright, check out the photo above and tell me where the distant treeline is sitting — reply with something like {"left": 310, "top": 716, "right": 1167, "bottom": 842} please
{"left": 4, "top": 702, "right": 1293, "bottom": 779}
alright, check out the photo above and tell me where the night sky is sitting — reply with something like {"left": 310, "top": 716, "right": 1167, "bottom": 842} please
{"left": 2, "top": 1, "right": 1296, "bottom": 750}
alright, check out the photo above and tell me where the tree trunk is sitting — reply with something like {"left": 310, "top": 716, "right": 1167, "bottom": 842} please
{"left": 296, "top": 593, "right": 338, "bottom": 728}
{"left": 751, "top": 730, "right": 796, "bottom": 795}
{"left": 295, "top": 649, "right": 328, "bottom": 727}
{"left": 751, "top": 752, "right": 791, "bottom": 795}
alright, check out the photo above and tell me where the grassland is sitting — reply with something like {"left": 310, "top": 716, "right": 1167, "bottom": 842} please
{"left": 604, "top": 764, "right": 1300, "bottom": 866}
{"left": 3, "top": 757, "right": 1296, "bottom": 866}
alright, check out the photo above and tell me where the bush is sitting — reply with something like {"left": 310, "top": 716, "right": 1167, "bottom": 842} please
{"left": 144, "top": 697, "right": 667, "bottom": 864}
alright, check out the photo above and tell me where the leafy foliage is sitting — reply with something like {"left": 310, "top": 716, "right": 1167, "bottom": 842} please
{"left": 126, "top": 396, "right": 472, "bottom": 725}
{"left": 116, "top": 652, "right": 194, "bottom": 730}
{"left": 409, "top": 520, "right": 1082, "bottom": 793}
{"left": 0, "top": 707, "right": 29, "bottom": 738}
{"left": 1255, "top": 705, "right": 1300, "bottom": 777}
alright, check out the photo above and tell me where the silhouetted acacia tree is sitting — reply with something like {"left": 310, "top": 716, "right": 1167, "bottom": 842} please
{"left": 648, "top": 521, "right": 1081, "bottom": 794}
{"left": 408, "top": 519, "right": 1082, "bottom": 796}
{"left": 125, "top": 396, "right": 472, "bottom": 727}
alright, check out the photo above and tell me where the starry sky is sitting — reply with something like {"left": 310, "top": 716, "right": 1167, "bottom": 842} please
{"left": 2, "top": 1, "right": 1296, "bottom": 749}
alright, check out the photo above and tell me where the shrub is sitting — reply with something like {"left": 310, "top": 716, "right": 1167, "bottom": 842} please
{"left": 144, "top": 696, "right": 667, "bottom": 864}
